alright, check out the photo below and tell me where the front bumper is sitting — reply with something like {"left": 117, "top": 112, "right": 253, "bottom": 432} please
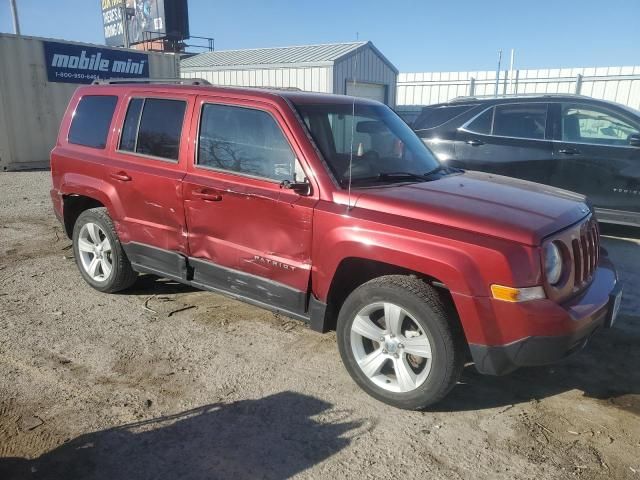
{"left": 467, "top": 256, "right": 621, "bottom": 375}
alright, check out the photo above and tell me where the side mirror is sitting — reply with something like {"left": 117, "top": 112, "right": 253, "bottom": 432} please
{"left": 628, "top": 133, "right": 640, "bottom": 147}
{"left": 280, "top": 179, "right": 311, "bottom": 196}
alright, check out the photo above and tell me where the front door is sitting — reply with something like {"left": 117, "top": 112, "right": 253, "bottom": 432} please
{"left": 454, "top": 102, "right": 554, "bottom": 185}
{"left": 550, "top": 102, "right": 640, "bottom": 220}
{"left": 183, "top": 97, "right": 317, "bottom": 315}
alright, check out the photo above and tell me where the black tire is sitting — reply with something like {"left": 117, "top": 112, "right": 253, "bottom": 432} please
{"left": 72, "top": 207, "right": 137, "bottom": 293}
{"left": 337, "top": 275, "right": 465, "bottom": 410}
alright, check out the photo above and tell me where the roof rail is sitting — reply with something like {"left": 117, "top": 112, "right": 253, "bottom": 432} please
{"left": 91, "top": 78, "right": 211, "bottom": 86}
{"left": 449, "top": 93, "right": 588, "bottom": 102}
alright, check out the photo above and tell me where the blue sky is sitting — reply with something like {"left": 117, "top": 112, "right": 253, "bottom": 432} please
{"left": 1, "top": 0, "right": 638, "bottom": 72}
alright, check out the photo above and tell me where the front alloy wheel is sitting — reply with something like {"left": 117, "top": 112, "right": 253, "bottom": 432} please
{"left": 337, "top": 275, "right": 464, "bottom": 410}
{"left": 351, "top": 302, "right": 433, "bottom": 393}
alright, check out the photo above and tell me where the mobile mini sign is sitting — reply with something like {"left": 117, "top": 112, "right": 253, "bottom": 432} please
{"left": 43, "top": 41, "right": 149, "bottom": 84}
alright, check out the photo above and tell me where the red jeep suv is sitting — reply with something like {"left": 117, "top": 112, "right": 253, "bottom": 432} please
{"left": 50, "top": 79, "right": 622, "bottom": 409}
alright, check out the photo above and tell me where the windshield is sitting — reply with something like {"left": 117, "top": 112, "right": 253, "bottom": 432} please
{"left": 293, "top": 101, "right": 442, "bottom": 186}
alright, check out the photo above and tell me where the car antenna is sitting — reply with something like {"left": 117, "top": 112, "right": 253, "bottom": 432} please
{"left": 346, "top": 35, "right": 359, "bottom": 213}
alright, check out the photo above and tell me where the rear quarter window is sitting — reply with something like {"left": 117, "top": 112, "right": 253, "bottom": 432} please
{"left": 68, "top": 95, "right": 118, "bottom": 149}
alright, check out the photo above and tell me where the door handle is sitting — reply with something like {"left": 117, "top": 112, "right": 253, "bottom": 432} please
{"left": 558, "top": 148, "right": 580, "bottom": 155}
{"left": 192, "top": 189, "right": 222, "bottom": 202}
{"left": 110, "top": 171, "right": 131, "bottom": 181}
{"left": 466, "top": 139, "right": 484, "bottom": 146}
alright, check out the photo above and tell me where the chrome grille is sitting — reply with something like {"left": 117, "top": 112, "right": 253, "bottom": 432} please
{"left": 571, "top": 220, "right": 599, "bottom": 289}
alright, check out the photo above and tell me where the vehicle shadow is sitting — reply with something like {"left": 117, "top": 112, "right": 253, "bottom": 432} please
{"left": 435, "top": 233, "right": 640, "bottom": 415}
{"left": 0, "top": 391, "right": 361, "bottom": 480}
{"left": 121, "top": 274, "right": 198, "bottom": 296}
{"left": 435, "top": 320, "right": 640, "bottom": 414}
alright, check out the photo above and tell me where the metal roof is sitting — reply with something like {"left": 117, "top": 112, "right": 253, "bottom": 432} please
{"left": 181, "top": 41, "right": 394, "bottom": 71}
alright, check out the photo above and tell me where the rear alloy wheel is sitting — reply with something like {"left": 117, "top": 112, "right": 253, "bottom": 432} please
{"left": 77, "top": 222, "right": 113, "bottom": 282}
{"left": 337, "top": 275, "right": 464, "bottom": 410}
{"left": 72, "top": 207, "right": 137, "bottom": 293}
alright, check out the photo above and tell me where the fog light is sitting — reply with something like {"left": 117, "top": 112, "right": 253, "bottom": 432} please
{"left": 491, "top": 284, "right": 546, "bottom": 302}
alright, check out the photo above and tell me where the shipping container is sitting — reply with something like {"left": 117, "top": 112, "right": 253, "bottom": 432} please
{"left": 0, "top": 33, "right": 180, "bottom": 171}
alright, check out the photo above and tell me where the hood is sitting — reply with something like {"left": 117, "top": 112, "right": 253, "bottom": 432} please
{"left": 352, "top": 171, "right": 590, "bottom": 245}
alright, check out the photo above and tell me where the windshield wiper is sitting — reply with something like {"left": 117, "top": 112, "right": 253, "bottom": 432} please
{"left": 424, "top": 165, "right": 464, "bottom": 177}
{"left": 342, "top": 167, "right": 463, "bottom": 187}
{"left": 377, "top": 171, "right": 430, "bottom": 182}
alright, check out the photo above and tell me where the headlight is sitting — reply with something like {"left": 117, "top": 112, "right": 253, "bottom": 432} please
{"left": 544, "top": 242, "right": 563, "bottom": 285}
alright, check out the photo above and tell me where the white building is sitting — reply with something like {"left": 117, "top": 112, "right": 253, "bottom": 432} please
{"left": 180, "top": 41, "right": 398, "bottom": 107}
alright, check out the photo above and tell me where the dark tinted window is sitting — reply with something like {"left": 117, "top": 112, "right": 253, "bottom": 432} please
{"left": 198, "top": 104, "right": 299, "bottom": 181}
{"left": 493, "top": 104, "right": 547, "bottom": 139}
{"left": 68, "top": 95, "right": 117, "bottom": 149}
{"left": 119, "top": 98, "right": 144, "bottom": 151}
{"left": 414, "top": 105, "right": 474, "bottom": 130}
{"left": 465, "top": 107, "right": 493, "bottom": 135}
{"left": 136, "top": 99, "right": 186, "bottom": 161}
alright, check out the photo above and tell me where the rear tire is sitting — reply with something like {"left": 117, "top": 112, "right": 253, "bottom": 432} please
{"left": 337, "top": 275, "right": 464, "bottom": 410}
{"left": 72, "top": 207, "right": 137, "bottom": 293}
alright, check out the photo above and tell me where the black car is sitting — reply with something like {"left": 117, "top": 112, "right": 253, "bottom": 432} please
{"left": 412, "top": 95, "right": 640, "bottom": 226}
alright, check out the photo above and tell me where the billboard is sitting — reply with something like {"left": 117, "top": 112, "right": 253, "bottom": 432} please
{"left": 101, "top": 0, "right": 189, "bottom": 47}
{"left": 43, "top": 41, "right": 149, "bottom": 84}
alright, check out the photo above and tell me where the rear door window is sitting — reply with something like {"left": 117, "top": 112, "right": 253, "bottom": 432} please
{"left": 414, "top": 105, "right": 474, "bottom": 130}
{"left": 492, "top": 104, "right": 548, "bottom": 139}
{"left": 119, "top": 98, "right": 186, "bottom": 161}
{"left": 465, "top": 107, "right": 493, "bottom": 135}
{"left": 119, "top": 98, "right": 144, "bottom": 152}
{"left": 68, "top": 95, "right": 118, "bottom": 149}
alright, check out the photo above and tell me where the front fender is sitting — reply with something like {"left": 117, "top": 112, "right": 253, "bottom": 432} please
{"left": 313, "top": 224, "right": 485, "bottom": 300}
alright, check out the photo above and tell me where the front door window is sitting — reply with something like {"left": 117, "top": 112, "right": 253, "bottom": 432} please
{"left": 561, "top": 104, "right": 640, "bottom": 146}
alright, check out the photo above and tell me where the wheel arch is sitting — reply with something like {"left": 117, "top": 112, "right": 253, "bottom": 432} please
{"left": 318, "top": 256, "right": 468, "bottom": 339}
{"left": 62, "top": 194, "right": 105, "bottom": 238}
{"left": 59, "top": 173, "right": 124, "bottom": 238}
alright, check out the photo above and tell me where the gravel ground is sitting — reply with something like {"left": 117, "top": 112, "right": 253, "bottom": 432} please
{"left": 0, "top": 171, "right": 639, "bottom": 480}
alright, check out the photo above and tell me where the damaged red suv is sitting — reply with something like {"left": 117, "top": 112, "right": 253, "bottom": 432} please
{"left": 50, "top": 79, "right": 622, "bottom": 409}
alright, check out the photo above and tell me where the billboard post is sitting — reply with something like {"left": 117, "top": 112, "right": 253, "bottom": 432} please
{"left": 121, "top": 0, "right": 130, "bottom": 48}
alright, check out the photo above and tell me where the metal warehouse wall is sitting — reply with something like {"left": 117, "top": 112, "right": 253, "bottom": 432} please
{"left": 181, "top": 66, "right": 333, "bottom": 93}
{"left": 397, "top": 66, "right": 640, "bottom": 110}
{"left": 334, "top": 48, "right": 397, "bottom": 108}
{"left": 0, "top": 34, "right": 180, "bottom": 171}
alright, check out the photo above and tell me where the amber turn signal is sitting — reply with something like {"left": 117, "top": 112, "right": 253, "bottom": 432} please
{"left": 490, "top": 284, "right": 546, "bottom": 302}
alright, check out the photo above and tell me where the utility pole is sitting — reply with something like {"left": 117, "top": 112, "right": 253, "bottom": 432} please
{"left": 121, "top": 0, "right": 130, "bottom": 48}
{"left": 494, "top": 49, "right": 502, "bottom": 97}
{"left": 508, "top": 49, "right": 515, "bottom": 95}
{"left": 10, "top": 0, "right": 21, "bottom": 35}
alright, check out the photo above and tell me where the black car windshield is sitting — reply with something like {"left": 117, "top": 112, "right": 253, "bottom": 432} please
{"left": 293, "top": 101, "right": 441, "bottom": 187}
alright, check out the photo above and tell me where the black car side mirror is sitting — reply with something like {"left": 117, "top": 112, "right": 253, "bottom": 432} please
{"left": 280, "top": 179, "right": 311, "bottom": 195}
{"left": 628, "top": 133, "right": 640, "bottom": 147}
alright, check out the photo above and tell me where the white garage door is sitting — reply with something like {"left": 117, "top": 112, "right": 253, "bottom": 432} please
{"left": 346, "top": 82, "right": 387, "bottom": 104}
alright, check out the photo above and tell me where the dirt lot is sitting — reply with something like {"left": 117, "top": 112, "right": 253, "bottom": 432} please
{"left": 0, "top": 171, "right": 639, "bottom": 480}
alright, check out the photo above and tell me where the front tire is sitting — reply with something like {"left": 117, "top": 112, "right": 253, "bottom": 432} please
{"left": 72, "top": 207, "right": 137, "bottom": 293}
{"left": 337, "top": 275, "right": 464, "bottom": 410}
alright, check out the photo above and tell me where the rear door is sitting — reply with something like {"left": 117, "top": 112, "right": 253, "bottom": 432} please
{"left": 182, "top": 96, "right": 317, "bottom": 315}
{"left": 108, "top": 93, "right": 193, "bottom": 276}
{"left": 454, "top": 102, "right": 554, "bottom": 185}
{"left": 550, "top": 102, "right": 640, "bottom": 219}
